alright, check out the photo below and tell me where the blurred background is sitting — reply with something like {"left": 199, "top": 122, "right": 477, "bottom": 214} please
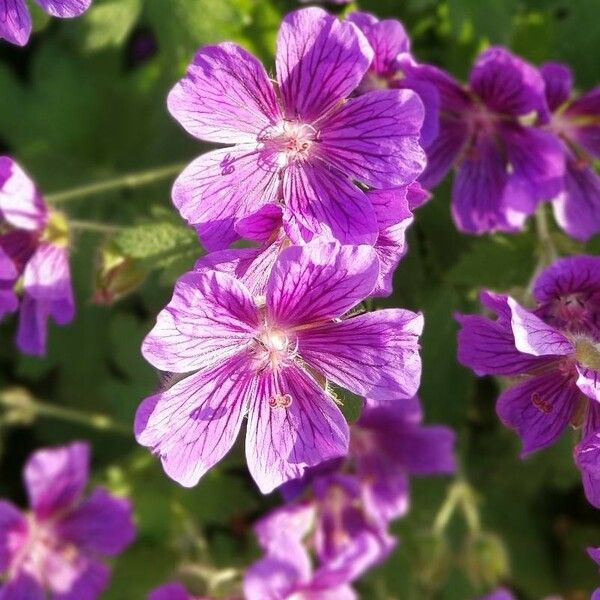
{"left": 0, "top": 0, "right": 599, "bottom": 598}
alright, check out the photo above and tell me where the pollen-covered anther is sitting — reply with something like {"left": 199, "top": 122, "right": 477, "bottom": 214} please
{"left": 268, "top": 394, "right": 293, "bottom": 409}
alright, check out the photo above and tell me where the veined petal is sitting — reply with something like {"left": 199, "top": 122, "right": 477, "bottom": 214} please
{"left": 34, "top": 0, "right": 91, "bottom": 18}
{"left": 298, "top": 309, "right": 423, "bottom": 401}
{"left": 564, "top": 87, "right": 600, "bottom": 158}
{"left": 0, "top": 157, "right": 47, "bottom": 231}
{"left": 318, "top": 89, "right": 426, "bottom": 188}
{"left": 266, "top": 241, "right": 378, "bottom": 327}
{"left": 172, "top": 146, "right": 280, "bottom": 251}
{"left": 0, "top": 0, "right": 31, "bottom": 46}
{"left": 552, "top": 158, "right": 600, "bottom": 242}
{"left": 457, "top": 292, "right": 552, "bottom": 376}
{"left": 56, "top": 488, "right": 135, "bottom": 556}
{"left": 24, "top": 441, "right": 90, "bottom": 520}
{"left": 496, "top": 372, "right": 579, "bottom": 455}
{"left": 508, "top": 298, "right": 574, "bottom": 357}
{"left": 282, "top": 161, "right": 378, "bottom": 245}
{"left": 245, "top": 365, "right": 349, "bottom": 494}
{"left": 276, "top": 7, "right": 372, "bottom": 122}
{"left": 469, "top": 47, "right": 547, "bottom": 117}
{"left": 540, "top": 62, "right": 573, "bottom": 112}
{"left": 168, "top": 43, "right": 281, "bottom": 144}
{"left": 142, "top": 270, "right": 258, "bottom": 373}
{"left": 135, "top": 353, "right": 253, "bottom": 488}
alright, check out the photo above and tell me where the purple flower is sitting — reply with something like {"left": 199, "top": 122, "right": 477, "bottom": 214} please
{"left": 351, "top": 396, "right": 456, "bottom": 523}
{"left": 0, "top": 442, "right": 136, "bottom": 599}
{"left": 346, "top": 11, "right": 440, "bottom": 146}
{"left": 539, "top": 62, "right": 600, "bottom": 241}
{"left": 0, "top": 157, "right": 75, "bottom": 356}
{"left": 457, "top": 256, "right": 600, "bottom": 507}
{"left": 476, "top": 590, "right": 516, "bottom": 600}
{"left": 0, "top": 0, "right": 92, "bottom": 46}
{"left": 244, "top": 534, "right": 357, "bottom": 600}
{"left": 167, "top": 7, "right": 426, "bottom": 251}
{"left": 589, "top": 547, "right": 600, "bottom": 600}
{"left": 148, "top": 582, "right": 211, "bottom": 600}
{"left": 416, "top": 47, "right": 564, "bottom": 234}
{"left": 247, "top": 497, "right": 377, "bottom": 600}
{"left": 195, "top": 182, "right": 428, "bottom": 299}
{"left": 136, "top": 241, "right": 423, "bottom": 493}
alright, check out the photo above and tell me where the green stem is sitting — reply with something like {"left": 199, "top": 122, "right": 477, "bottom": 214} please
{"left": 46, "top": 162, "right": 187, "bottom": 204}
{"left": 526, "top": 204, "right": 559, "bottom": 298}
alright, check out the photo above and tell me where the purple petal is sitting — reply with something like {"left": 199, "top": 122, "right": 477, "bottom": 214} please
{"left": 254, "top": 502, "right": 316, "bottom": 551}
{"left": 167, "top": 43, "right": 281, "bottom": 145}
{"left": 496, "top": 372, "right": 579, "bottom": 455}
{"left": 0, "top": 157, "right": 47, "bottom": 230}
{"left": 142, "top": 270, "right": 258, "bottom": 373}
{"left": 148, "top": 583, "right": 194, "bottom": 600}
{"left": 369, "top": 187, "right": 413, "bottom": 296}
{"left": 564, "top": 87, "right": 600, "bottom": 158}
{"left": 469, "top": 47, "right": 547, "bottom": 117}
{"left": 299, "top": 309, "right": 423, "bottom": 401}
{"left": 34, "top": 0, "right": 91, "bottom": 18}
{"left": 451, "top": 134, "right": 518, "bottom": 234}
{"left": 552, "top": 157, "right": 600, "bottom": 241}
{"left": 172, "top": 146, "right": 280, "bottom": 251}
{"left": 0, "top": 251, "right": 18, "bottom": 319}
{"left": 588, "top": 545, "right": 600, "bottom": 567}
{"left": 282, "top": 161, "right": 378, "bottom": 245}
{"left": 276, "top": 7, "right": 372, "bottom": 122}
{"left": 45, "top": 554, "right": 110, "bottom": 600}
{"left": 56, "top": 488, "right": 135, "bottom": 556}
{"left": 266, "top": 242, "right": 379, "bottom": 327}
{"left": 477, "top": 590, "right": 516, "bottom": 600}
{"left": 0, "top": 501, "right": 26, "bottom": 571}
{"left": 576, "top": 426, "right": 600, "bottom": 509}
{"left": 575, "top": 366, "right": 600, "bottom": 404}
{"left": 541, "top": 62, "right": 573, "bottom": 112}
{"left": 135, "top": 353, "right": 252, "bottom": 488}
{"left": 501, "top": 124, "right": 565, "bottom": 211}
{"left": 235, "top": 204, "right": 283, "bottom": 242}
{"left": 534, "top": 255, "right": 600, "bottom": 303}
{"left": 508, "top": 297, "right": 574, "bottom": 357}
{"left": 0, "top": 574, "right": 44, "bottom": 600}
{"left": 318, "top": 89, "right": 426, "bottom": 188}
{"left": 24, "top": 441, "right": 90, "bottom": 520}
{"left": 244, "top": 539, "right": 311, "bottom": 600}
{"left": 457, "top": 292, "right": 553, "bottom": 377}
{"left": 397, "top": 74, "right": 441, "bottom": 147}
{"left": 245, "top": 365, "right": 349, "bottom": 494}
{"left": 0, "top": 0, "right": 31, "bottom": 46}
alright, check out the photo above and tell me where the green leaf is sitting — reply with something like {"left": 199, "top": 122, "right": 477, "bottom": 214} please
{"left": 81, "top": 0, "right": 143, "bottom": 52}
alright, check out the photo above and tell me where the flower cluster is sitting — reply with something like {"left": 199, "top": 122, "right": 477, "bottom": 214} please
{"left": 0, "top": 157, "right": 75, "bottom": 355}
{"left": 458, "top": 256, "right": 600, "bottom": 507}
{"left": 0, "top": 442, "right": 135, "bottom": 598}
{"left": 0, "top": 0, "right": 92, "bottom": 46}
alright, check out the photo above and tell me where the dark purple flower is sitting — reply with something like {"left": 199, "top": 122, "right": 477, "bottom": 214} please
{"left": 136, "top": 242, "right": 423, "bottom": 493}
{"left": 250, "top": 488, "right": 390, "bottom": 599}
{"left": 346, "top": 11, "right": 440, "bottom": 146}
{"left": 457, "top": 256, "right": 600, "bottom": 507}
{"left": 351, "top": 396, "right": 456, "bottom": 523}
{"left": 0, "top": 0, "right": 92, "bottom": 46}
{"left": 167, "top": 7, "right": 426, "bottom": 251}
{"left": 0, "top": 157, "right": 75, "bottom": 356}
{"left": 415, "top": 47, "right": 564, "bottom": 234}
{"left": 148, "top": 582, "right": 213, "bottom": 600}
{"left": 0, "top": 442, "right": 136, "bottom": 599}
{"left": 539, "top": 62, "right": 600, "bottom": 241}
{"left": 195, "top": 183, "right": 427, "bottom": 298}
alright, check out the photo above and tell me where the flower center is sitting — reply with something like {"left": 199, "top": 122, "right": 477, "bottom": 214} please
{"left": 252, "top": 326, "right": 294, "bottom": 371}
{"left": 574, "top": 337, "right": 600, "bottom": 372}
{"left": 263, "top": 120, "right": 316, "bottom": 165}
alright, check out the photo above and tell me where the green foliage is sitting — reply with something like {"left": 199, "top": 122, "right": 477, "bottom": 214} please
{"left": 0, "top": 0, "right": 599, "bottom": 598}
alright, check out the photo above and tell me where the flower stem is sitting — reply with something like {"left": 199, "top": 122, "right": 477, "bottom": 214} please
{"left": 526, "top": 204, "right": 558, "bottom": 298}
{"left": 46, "top": 162, "right": 187, "bottom": 204}
{"left": 433, "top": 479, "right": 481, "bottom": 535}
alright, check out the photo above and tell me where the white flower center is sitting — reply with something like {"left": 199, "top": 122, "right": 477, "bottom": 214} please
{"left": 262, "top": 120, "right": 316, "bottom": 166}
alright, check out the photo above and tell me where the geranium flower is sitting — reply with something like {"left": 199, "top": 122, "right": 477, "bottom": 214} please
{"left": 167, "top": 7, "right": 426, "bottom": 251}
{"left": 136, "top": 242, "right": 423, "bottom": 493}
{"left": 0, "top": 157, "right": 75, "bottom": 355}
{"left": 457, "top": 256, "right": 600, "bottom": 507}
{"left": 0, "top": 0, "right": 92, "bottom": 46}
{"left": 0, "top": 442, "right": 135, "bottom": 599}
